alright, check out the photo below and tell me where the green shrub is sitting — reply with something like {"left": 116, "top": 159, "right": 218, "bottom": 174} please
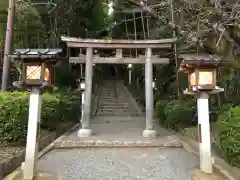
{"left": 216, "top": 106, "right": 240, "bottom": 167}
{"left": 40, "top": 94, "right": 61, "bottom": 131}
{"left": 0, "top": 90, "right": 80, "bottom": 145}
{"left": 55, "top": 89, "right": 81, "bottom": 122}
{"left": 155, "top": 100, "right": 169, "bottom": 124}
{"left": 210, "top": 104, "right": 233, "bottom": 122}
{"left": 0, "top": 97, "right": 29, "bottom": 144}
{"left": 164, "top": 99, "right": 195, "bottom": 130}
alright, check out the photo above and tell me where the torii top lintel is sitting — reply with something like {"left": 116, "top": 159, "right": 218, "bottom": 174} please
{"left": 61, "top": 36, "right": 177, "bottom": 49}
{"left": 10, "top": 48, "right": 63, "bottom": 60}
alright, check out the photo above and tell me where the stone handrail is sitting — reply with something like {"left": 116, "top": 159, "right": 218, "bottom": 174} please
{"left": 90, "top": 67, "right": 102, "bottom": 117}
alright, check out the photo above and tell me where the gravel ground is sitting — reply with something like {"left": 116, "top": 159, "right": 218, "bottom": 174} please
{"left": 37, "top": 148, "right": 198, "bottom": 180}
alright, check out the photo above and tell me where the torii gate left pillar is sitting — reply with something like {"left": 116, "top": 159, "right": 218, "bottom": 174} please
{"left": 143, "top": 47, "right": 157, "bottom": 137}
{"left": 78, "top": 47, "right": 93, "bottom": 137}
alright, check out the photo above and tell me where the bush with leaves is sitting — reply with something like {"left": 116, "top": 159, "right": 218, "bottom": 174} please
{"left": 0, "top": 90, "right": 80, "bottom": 145}
{"left": 40, "top": 94, "right": 61, "bottom": 131}
{"left": 56, "top": 89, "right": 81, "bottom": 118}
{"left": 155, "top": 100, "right": 169, "bottom": 124}
{"left": 0, "top": 92, "right": 29, "bottom": 144}
{"left": 164, "top": 99, "right": 195, "bottom": 131}
{"left": 216, "top": 106, "right": 240, "bottom": 167}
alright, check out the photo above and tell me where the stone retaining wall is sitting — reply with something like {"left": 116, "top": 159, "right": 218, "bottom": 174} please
{"left": 0, "top": 132, "right": 56, "bottom": 179}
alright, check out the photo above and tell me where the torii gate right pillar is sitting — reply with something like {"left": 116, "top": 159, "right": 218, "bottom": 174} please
{"left": 143, "top": 47, "right": 158, "bottom": 138}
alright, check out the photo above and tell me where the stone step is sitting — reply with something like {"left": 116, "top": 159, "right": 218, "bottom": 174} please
{"left": 99, "top": 106, "right": 129, "bottom": 110}
{"left": 101, "top": 90, "right": 125, "bottom": 93}
{"left": 98, "top": 110, "right": 130, "bottom": 113}
{"left": 97, "top": 112, "right": 139, "bottom": 116}
{"left": 98, "top": 107, "right": 131, "bottom": 111}
{"left": 100, "top": 105, "right": 129, "bottom": 108}
{"left": 100, "top": 93, "right": 117, "bottom": 95}
{"left": 99, "top": 99, "right": 126, "bottom": 102}
{"left": 99, "top": 102, "right": 129, "bottom": 105}
{"left": 99, "top": 104, "right": 128, "bottom": 107}
{"left": 99, "top": 103, "right": 127, "bottom": 106}
{"left": 101, "top": 102, "right": 128, "bottom": 105}
{"left": 100, "top": 97, "right": 126, "bottom": 99}
{"left": 99, "top": 105, "right": 130, "bottom": 109}
{"left": 100, "top": 96, "right": 126, "bottom": 99}
{"left": 99, "top": 97, "right": 127, "bottom": 100}
{"left": 100, "top": 108, "right": 138, "bottom": 113}
{"left": 99, "top": 100, "right": 127, "bottom": 102}
{"left": 100, "top": 95, "right": 117, "bottom": 97}
{"left": 99, "top": 107, "right": 129, "bottom": 110}
{"left": 99, "top": 107, "right": 130, "bottom": 111}
{"left": 54, "top": 138, "right": 183, "bottom": 148}
{"left": 100, "top": 101, "right": 128, "bottom": 103}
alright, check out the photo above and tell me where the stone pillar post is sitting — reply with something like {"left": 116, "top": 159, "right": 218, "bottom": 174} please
{"left": 23, "top": 89, "right": 42, "bottom": 180}
{"left": 78, "top": 47, "right": 93, "bottom": 138}
{"left": 197, "top": 92, "right": 213, "bottom": 173}
{"left": 143, "top": 48, "right": 158, "bottom": 138}
{"left": 80, "top": 64, "right": 83, "bottom": 77}
{"left": 128, "top": 69, "right": 132, "bottom": 84}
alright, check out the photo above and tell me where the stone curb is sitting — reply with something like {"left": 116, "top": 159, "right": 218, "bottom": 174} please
{"left": 54, "top": 139, "right": 183, "bottom": 148}
{"left": 3, "top": 124, "right": 79, "bottom": 180}
{"left": 177, "top": 133, "right": 238, "bottom": 180}
{"left": 38, "top": 124, "right": 79, "bottom": 159}
{"left": 3, "top": 170, "right": 22, "bottom": 180}
{"left": 52, "top": 124, "right": 80, "bottom": 146}
{"left": 4, "top": 171, "right": 57, "bottom": 180}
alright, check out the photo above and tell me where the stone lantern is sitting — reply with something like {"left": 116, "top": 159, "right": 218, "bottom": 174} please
{"left": 179, "top": 53, "right": 224, "bottom": 175}
{"left": 11, "top": 48, "right": 63, "bottom": 180}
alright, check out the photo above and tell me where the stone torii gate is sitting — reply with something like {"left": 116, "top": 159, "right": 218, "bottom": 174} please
{"left": 61, "top": 36, "right": 176, "bottom": 138}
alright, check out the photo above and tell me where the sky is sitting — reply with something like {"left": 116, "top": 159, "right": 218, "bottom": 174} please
{"left": 108, "top": 1, "right": 113, "bottom": 15}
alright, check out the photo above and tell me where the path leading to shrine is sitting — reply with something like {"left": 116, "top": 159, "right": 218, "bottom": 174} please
{"left": 30, "top": 81, "right": 206, "bottom": 180}
{"left": 34, "top": 114, "right": 197, "bottom": 180}
{"left": 37, "top": 148, "right": 198, "bottom": 180}
{"left": 4, "top": 80, "right": 229, "bottom": 180}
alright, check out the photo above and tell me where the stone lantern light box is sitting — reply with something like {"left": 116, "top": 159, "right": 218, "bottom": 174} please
{"left": 12, "top": 48, "right": 63, "bottom": 86}
{"left": 179, "top": 54, "right": 223, "bottom": 92}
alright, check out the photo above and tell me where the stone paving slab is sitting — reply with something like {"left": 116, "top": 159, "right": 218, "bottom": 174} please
{"left": 37, "top": 148, "right": 198, "bottom": 180}
{"left": 55, "top": 116, "right": 182, "bottom": 148}
{"left": 66, "top": 116, "right": 173, "bottom": 141}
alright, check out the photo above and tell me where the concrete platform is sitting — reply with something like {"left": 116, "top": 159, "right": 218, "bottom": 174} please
{"left": 54, "top": 116, "right": 182, "bottom": 148}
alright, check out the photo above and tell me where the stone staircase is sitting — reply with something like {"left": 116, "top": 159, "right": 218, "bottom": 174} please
{"left": 96, "top": 80, "right": 140, "bottom": 116}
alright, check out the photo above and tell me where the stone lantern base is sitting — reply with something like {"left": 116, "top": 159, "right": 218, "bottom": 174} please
{"left": 4, "top": 170, "right": 57, "bottom": 180}
{"left": 192, "top": 168, "right": 224, "bottom": 180}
